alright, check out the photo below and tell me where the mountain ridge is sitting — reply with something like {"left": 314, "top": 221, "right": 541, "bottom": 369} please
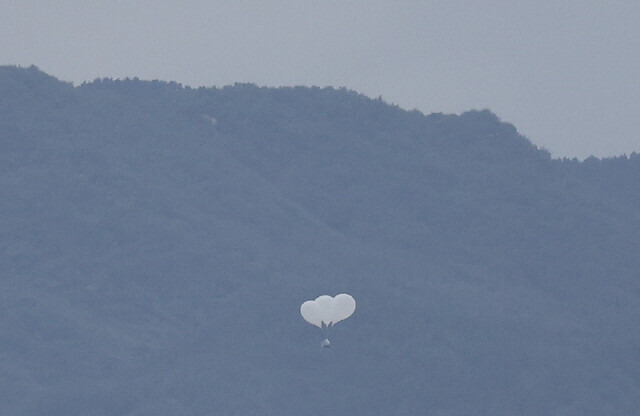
{"left": 1, "top": 65, "right": 639, "bottom": 415}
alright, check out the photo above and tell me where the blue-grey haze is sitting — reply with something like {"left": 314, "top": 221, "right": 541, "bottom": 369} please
{"left": 1, "top": 66, "right": 640, "bottom": 415}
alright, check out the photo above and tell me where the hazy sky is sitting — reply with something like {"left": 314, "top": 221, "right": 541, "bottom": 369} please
{"left": 2, "top": 1, "right": 639, "bottom": 159}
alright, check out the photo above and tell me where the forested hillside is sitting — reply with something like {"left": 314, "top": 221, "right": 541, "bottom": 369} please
{"left": 2, "top": 65, "right": 639, "bottom": 415}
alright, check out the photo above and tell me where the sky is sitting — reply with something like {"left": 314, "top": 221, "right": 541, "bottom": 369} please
{"left": 2, "top": 0, "right": 639, "bottom": 159}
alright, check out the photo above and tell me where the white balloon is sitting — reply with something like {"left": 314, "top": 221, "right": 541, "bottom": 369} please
{"left": 300, "top": 293, "right": 356, "bottom": 328}
{"left": 330, "top": 293, "right": 356, "bottom": 324}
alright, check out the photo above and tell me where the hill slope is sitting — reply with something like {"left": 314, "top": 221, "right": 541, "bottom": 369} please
{"left": 2, "top": 66, "right": 640, "bottom": 415}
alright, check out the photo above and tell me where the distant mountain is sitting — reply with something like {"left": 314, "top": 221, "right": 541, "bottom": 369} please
{"left": 2, "top": 65, "right": 639, "bottom": 416}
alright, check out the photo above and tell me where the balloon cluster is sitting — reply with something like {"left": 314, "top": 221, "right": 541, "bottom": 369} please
{"left": 300, "top": 294, "right": 356, "bottom": 328}
{"left": 300, "top": 294, "right": 356, "bottom": 347}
